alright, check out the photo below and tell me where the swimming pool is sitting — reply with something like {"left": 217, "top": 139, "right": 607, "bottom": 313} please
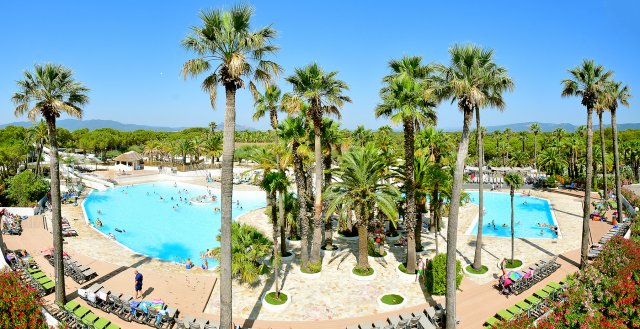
{"left": 467, "top": 191, "right": 558, "bottom": 239}
{"left": 82, "top": 182, "right": 266, "bottom": 267}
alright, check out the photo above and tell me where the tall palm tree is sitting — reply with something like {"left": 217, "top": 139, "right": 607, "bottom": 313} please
{"left": 181, "top": 5, "right": 281, "bottom": 327}
{"left": 529, "top": 123, "right": 541, "bottom": 169}
{"left": 252, "top": 84, "right": 288, "bottom": 255}
{"left": 472, "top": 105, "right": 486, "bottom": 271}
{"left": 504, "top": 128, "right": 512, "bottom": 161}
{"left": 436, "top": 44, "right": 513, "bottom": 328}
{"left": 259, "top": 171, "right": 289, "bottom": 299}
{"left": 553, "top": 128, "right": 566, "bottom": 143}
{"left": 12, "top": 63, "right": 90, "bottom": 305}
{"left": 594, "top": 103, "right": 609, "bottom": 195}
{"left": 376, "top": 56, "right": 438, "bottom": 274}
{"left": 325, "top": 146, "right": 400, "bottom": 271}
{"left": 504, "top": 172, "right": 523, "bottom": 262}
{"left": 279, "top": 115, "right": 312, "bottom": 266}
{"left": 285, "top": 63, "right": 351, "bottom": 267}
{"left": 600, "top": 80, "right": 631, "bottom": 225}
{"left": 321, "top": 119, "right": 343, "bottom": 251}
{"left": 561, "top": 59, "right": 612, "bottom": 269}
{"left": 518, "top": 131, "right": 527, "bottom": 153}
{"left": 32, "top": 121, "right": 49, "bottom": 177}
{"left": 538, "top": 147, "right": 568, "bottom": 176}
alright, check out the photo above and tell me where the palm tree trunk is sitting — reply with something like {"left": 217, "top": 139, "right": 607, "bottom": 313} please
{"left": 403, "top": 119, "right": 417, "bottom": 274}
{"left": 446, "top": 107, "right": 474, "bottom": 329}
{"left": 219, "top": 86, "right": 237, "bottom": 329}
{"left": 323, "top": 153, "right": 335, "bottom": 250}
{"left": 473, "top": 106, "right": 484, "bottom": 270}
{"left": 45, "top": 115, "right": 66, "bottom": 305}
{"left": 270, "top": 192, "right": 281, "bottom": 297}
{"left": 598, "top": 111, "right": 607, "bottom": 197}
{"left": 580, "top": 107, "right": 594, "bottom": 270}
{"left": 292, "top": 142, "right": 309, "bottom": 267}
{"left": 36, "top": 145, "right": 43, "bottom": 177}
{"left": 271, "top": 111, "right": 287, "bottom": 257}
{"left": 611, "top": 109, "right": 622, "bottom": 225}
{"left": 357, "top": 215, "right": 369, "bottom": 269}
{"left": 310, "top": 113, "right": 324, "bottom": 266}
{"left": 510, "top": 189, "right": 515, "bottom": 262}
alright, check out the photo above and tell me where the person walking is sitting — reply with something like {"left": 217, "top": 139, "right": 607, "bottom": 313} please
{"left": 134, "top": 269, "right": 143, "bottom": 299}
{"left": 416, "top": 257, "right": 425, "bottom": 282}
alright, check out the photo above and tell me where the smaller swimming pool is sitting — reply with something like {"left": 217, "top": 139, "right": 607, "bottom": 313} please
{"left": 467, "top": 191, "right": 558, "bottom": 239}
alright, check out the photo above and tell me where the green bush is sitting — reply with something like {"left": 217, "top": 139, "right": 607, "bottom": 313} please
{"left": 367, "top": 238, "right": 387, "bottom": 257}
{"left": 5, "top": 170, "right": 49, "bottom": 206}
{"left": 0, "top": 271, "right": 47, "bottom": 328}
{"left": 425, "top": 253, "right": 463, "bottom": 295}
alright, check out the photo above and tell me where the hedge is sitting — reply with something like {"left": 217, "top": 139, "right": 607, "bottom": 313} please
{"left": 425, "top": 253, "right": 463, "bottom": 295}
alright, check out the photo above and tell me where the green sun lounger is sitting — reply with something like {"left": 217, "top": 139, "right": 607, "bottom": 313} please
{"left": 82, "top": 312, "right": 99, "bottom": 326}
{"left": 534, "top": 289, "right": 549, "bottom": 299}
{"left": 525, "top": 295, "right": 541, "bottom": 306}
{"left": 516, "top": 300, "right": 532, "bottom": 312}
{"left": 105, "top": 323, "right": 121, "bottom": 329}
{"left": 547, "top": 281, "right": 561, "bottom": 290}
{"left": 31, "top": 272, "right": 46, "bottom": 279}
{"left": 542, "top": 285, "right": 555, "bottom": 294}
{"left": 42, "top": 281, "right": 55, "bottom": 292}
{"left": 497, "top": 309, "right": 514, "bottom": 321}
{"left": 73, "top": 306, "right": 90, "bottom": 319}
{"left": 93, "top": 318, "right": 110, "bottom": 329}
{"left": 36, "top": 276, "right": 52, "bottom": 284}
{"left": 64, "top": 300, "right": 80, "bottom": 312}
{"left": 485, "top": 316, "right": 500, "bottom": 327}
{"left": 506, "top": 305, "right": 522, "bottom": 316}
{"left": 28, "top": 267, "right": 41, "bottom": 274}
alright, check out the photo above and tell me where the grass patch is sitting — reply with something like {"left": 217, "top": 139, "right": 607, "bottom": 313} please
{"left": 380, "top": 294, "right": 404, "bottom": 305}
{"left": 352, "top": 266, "right": 374, "bottom": 276}
{"left": 300, "top": 262, "right": 322, "bottom": 274}
{"left": 265, "top": 291, "right": 288, "bottom": 305}
{"left": 368, "top": 249, "right": 387, "bottom": 257}
{"left": 465, "top": 265, "right": 489, "bottom": 274}
{"left": 505, "top": 259, "right": 523, "bottom": 269}
{"left": 398, "top": 263, "right": 407, "bottom": 273}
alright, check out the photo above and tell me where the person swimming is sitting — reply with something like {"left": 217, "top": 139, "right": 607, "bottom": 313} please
{"left": 115, "top": 228, "right": 126, "bottom": 233}
{"left": 108, "top": 233, "right": 116, "bottom": 240}
{"left": 502, "top": 223, "right": 508, "bottom": 228}
{"left": 95, "top": 218, "right": 103, "bottom": 228}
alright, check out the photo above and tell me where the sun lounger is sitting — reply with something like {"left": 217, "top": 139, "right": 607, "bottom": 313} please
{"left": 387, "top": 315, "right": 400, "bottom": 326}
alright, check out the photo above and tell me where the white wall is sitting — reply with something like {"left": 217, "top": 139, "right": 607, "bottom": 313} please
{"left": 0, "top": 207, "right": 35, "bottom": 217}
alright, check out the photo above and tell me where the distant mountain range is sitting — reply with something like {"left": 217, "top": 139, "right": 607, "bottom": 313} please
{"left": 0, "top": 119, "right": 255, "bottom": 132}
{"left": 444, "top": 121, "right": 640, "bottom": 133}
{"left": 0, "top": 118, "right": 638, "bottom": 133}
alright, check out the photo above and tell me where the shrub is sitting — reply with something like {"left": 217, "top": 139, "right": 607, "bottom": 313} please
{"left": 367, "top": 239, "right": 387, "bottom": 257}
{"left": 425, "top": 253, "right": 463, "bottom": 295}
{"left": 301, "top": 261, "right": 321, "bottom": 274}
{"left": 5, "top": 170, "right": 49, "bottom": 206}
{"left": 0, "top": 271, "right": 47, "bottom": 329}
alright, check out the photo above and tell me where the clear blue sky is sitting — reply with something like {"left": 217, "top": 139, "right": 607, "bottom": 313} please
{"left": 0, "top": 1, "right": 638, "bottom": 130}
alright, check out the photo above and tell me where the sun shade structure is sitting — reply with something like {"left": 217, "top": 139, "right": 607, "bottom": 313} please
{"left": 113, "top": 151, "right": 144, "bottom": 171}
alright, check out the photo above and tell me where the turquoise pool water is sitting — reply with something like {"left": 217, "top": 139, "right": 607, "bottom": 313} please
{"left": 83, "top": 182, "right": 266, "bottom": 267}
{"left": 468, "top": 191, "right": 557, "bottom": 238}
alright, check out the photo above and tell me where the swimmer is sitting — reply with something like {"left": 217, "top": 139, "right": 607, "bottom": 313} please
{"left": 108, "top": 233, "right": 116, "bottom": 240}
{"left": 502, "top": 224, "right": 508, "bottom": 228}
{"left": 516, "top": 220, "right": 521, "bottom": 226}
{"left": 180, "top": 197, "right": 183, "bottom": 201}
{"left": 97, "top": 209, "right": 102, "bottom": 215}
{"left": 539, "top": 229, "right": 544, "bottom": 235}
{"left": 171, "top": 197, "right": 174, "bottom": 201}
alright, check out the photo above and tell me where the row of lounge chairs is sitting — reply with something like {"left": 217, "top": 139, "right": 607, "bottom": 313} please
{"left": 52, "top": 299, "right": 121, "bottom": 329}
{"left": 506, "top": 256, "right": 561, "bottom": 295}
{"left": 10, "top": 251, "right": 56, "bottom": 297}
{"left": 43, "top": 251, "right": 97, "bottom": 284}
{"left": 345, "top": 303, "right": 452, "bottom": 329}
{"left": 75, "top": 282, "right": 178, "bottom": 328}
{"left": 485, "top": 276, "right": 574, "bottom": 328}
{"left": 588, "top": 222, "right": 630, "bottom": 259}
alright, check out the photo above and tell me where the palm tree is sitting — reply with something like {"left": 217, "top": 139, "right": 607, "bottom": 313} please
{"left": 321, "top": 119, "right": 344, "bottom": 251}
{"left": 279, "top": 115, "right": 312, "bottom": 267}
{"left": 436, "top": 44, "right": 513, "bottom": 328}
{"left": 594, "top": 103, "right": 609, "bottom": 195}
{"left": 538, "top": 147, "right": 568, "bottom": 176}
{"left": 552, "top": 128, "right": 566, "bottom": 144}
{"left": 561, "top": 59, "right": 612, "bottom": 269}
{"left": 351, "top": 125, "right": 373, "bottom": 147}
{"left": 259, "top": 171, "right": 289, "bottom": 300}
{"left": 181, "top": 5, "right": 281, "bottom": 327}
{"left": 285, "top": 63, "right": 351, "bottom": 267}
{"left": 376, "top": 56, "right": 438, "bottom": 274}
{"left": 504, "top": 172, "right": 523, "bottom": 263}
{"left": 253, "top": 84, "right": 288, "bottom": 255}
{"left": 600, "top": 80, "right": 631, "bottom": 225}
{"left": 529, "top": 123, "right": 541, "bottom": 169}
{"left": 504, "top": 128, "right": 512, "bottom": 161}
{"left": 325, "top": 146, "right": 400, "bottom": 271}
{"left": 208, "top": 121, "right": 217, "bottom": 134}
{"left": 472, "top": 106, "right": 486, "bottom": 271}
{"left": 12, "top": 63, "right": 90, "bottom": 305}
